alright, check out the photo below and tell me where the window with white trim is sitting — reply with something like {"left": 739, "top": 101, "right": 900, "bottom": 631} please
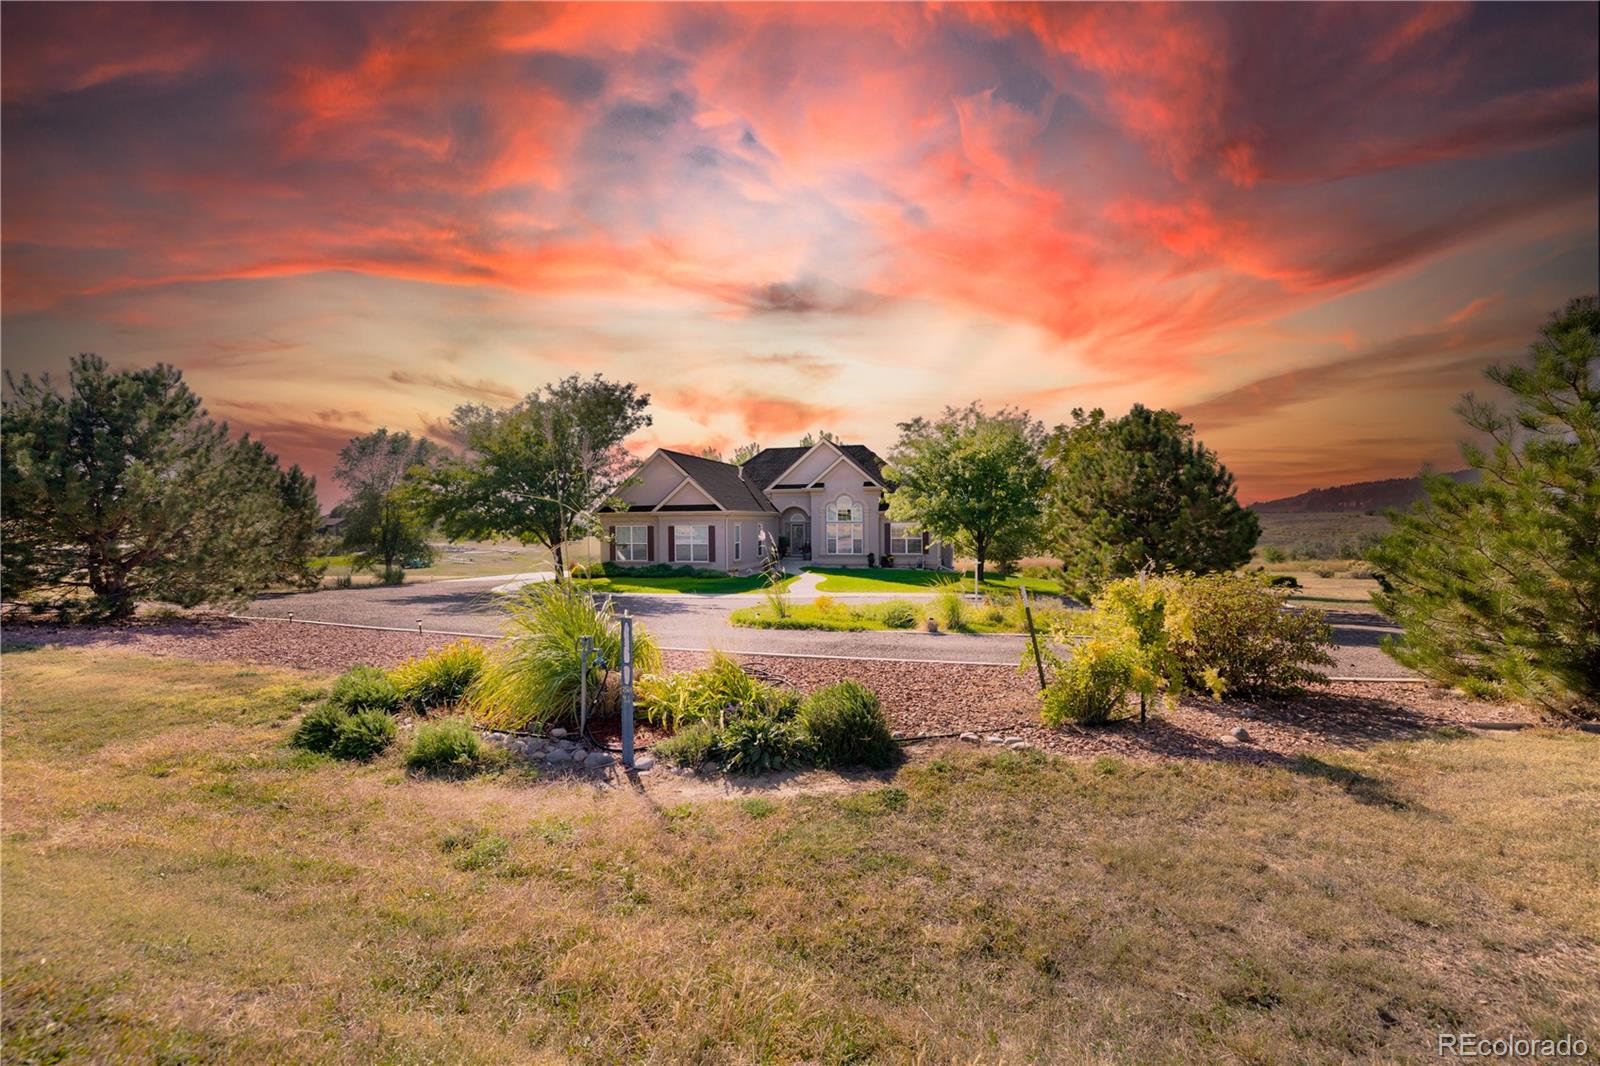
{"left": 615, "top": 525, "right": 650, "bottom": 562}
{"left": 674, "top": 524, "right": 710, "bottom": 563}
{"left": 733, "top": 523, "right": 743, "bottom": 561}
{"left": 825, "top": 494, "right": 863, "bottom": 555}
{"left": 889, "top": 522, "right": 922, "bottom": 555}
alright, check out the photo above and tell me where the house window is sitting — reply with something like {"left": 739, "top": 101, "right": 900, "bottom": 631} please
{"left": 615, "top": 525, "right": 650, "bottom": 562}
{"left": 734, "top": 523, "right": 743, "bottom": 561}
{"left": 890, "top": 522, "right": 922, "bottom": 555}
{"left": 674, "top": 524, "right": 710, "bottom": 563}
{"left": 825, "top": 494, "right": 863, "bottom": 555}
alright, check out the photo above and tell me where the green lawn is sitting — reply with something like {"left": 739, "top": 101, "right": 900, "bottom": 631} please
{"left": 5, "top": 646, "right": 1595, "bottom": 1062}
{"left": 809, "top": 566, "right": 1065, "bottom": 595}
{"left": 731, "top": 598, "right": 1072, "bottom": 633}
{"left": 576, "top": 571, "right": 796, "bottom": 595}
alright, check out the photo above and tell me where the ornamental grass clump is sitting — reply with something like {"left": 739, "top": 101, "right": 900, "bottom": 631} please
{"left": 292, "top": 703, "right": 396, "bottom": 760}
{"left": 390, "top": 640, "right": 487, "bottom": 711}
{"left": 799, "top": 681, "right": 898, "bottom": 769}
{"left": 469, "top": 580, "right": 660, "bottom": 732}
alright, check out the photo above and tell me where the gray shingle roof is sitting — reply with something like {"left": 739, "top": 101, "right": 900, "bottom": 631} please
{"left": 649, "top": 442, "right": 892, "bottom": 513}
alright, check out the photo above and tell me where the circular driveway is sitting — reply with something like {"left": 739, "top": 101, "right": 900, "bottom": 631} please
{"left": 242, "top": 576, "right": 1416, "bottom": 676}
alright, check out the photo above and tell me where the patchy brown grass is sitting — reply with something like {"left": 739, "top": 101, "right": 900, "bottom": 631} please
{"left": 3, "top": 646, "right": 1597, "bottom": 1064}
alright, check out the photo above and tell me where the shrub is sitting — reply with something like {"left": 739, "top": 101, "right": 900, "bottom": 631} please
{"left": 799, "top": 681, "right": 897, "bottom": 769}
{"left": 812, "top": 594, "right": 837, "bottom": 613}
{"left": 291, "top": 703, "right": 347, "bottom": 753}
{"left": 391, "top": 640, "right": 487, "bottom": 710}
{"left": 405, "top": 719, "right": 485, "bottom": 773}
{"left": 876, "top": 602, "right": 917, "bottom": 629}
{"left": 717, "top": 701, "right": 808, "bottom": 775}
{"left": 1266, "top": 574, "right": 1301, "bottom": 590}
{"left": 328, "top": 665, "right": 402, "bottom": 714}
{"left": 330, "top": 707, "right": 397, "bottom": 760}
{"left": 635, "top": 651, "right": 774, "bottom": 730}
{"left": 1165, "top": 572, "right": 1334, "bottom": 697}
{"left": 470, "top": 580, "right": 661, "bottom": 731}
{"left": 1033, "top": 578, "right": 1178, "bottom": 726}
{"left": 1038, "top": 638, "right": 1147, "bottom": 726}
{"left": 1261, "top": 546, "right": 1288, "bottom": 563}
{"left": 653, "top": 722, "right": 718, "bottom": 769}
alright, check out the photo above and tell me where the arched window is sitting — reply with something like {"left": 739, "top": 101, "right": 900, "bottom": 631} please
{"left": 825, "top": 494, "right": 863, "bottom": 555}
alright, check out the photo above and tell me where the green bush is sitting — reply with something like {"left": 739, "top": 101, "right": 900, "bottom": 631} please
{"left": 598, "top": 562, "right": 701, "bottom": 578}
{"left": 1029, "top": 573, "right": 1335, "bottom": 728}
{"left": 635, "top": 651, "right": 777, "bottom": 730}
{"left": 799, "top": 681, "right": 897, "bottom": 769}
{"left": 328, "top": 666, "right": 401, "bottom": 714}
{"left": 1166, "top": 572, "right": 1334, "bottom": 697}
{"left": 470, "top": 580, "right": 661, "bottom": 731}
{"left": 1262, "top": 546, "right": 1288, "bottom": 563}
{"left": 391, "top": 640, "right": 487, "bottom": 710}
{"left": 291, "top": 703, "right": 347, "bottom": 753}
{"left": 1265, "top": 574, "right": 1301, "bottom": 590}
{"left": 330, "top": 708, "right": 397, "bottom": 760}
{"left": 405, "top": 719, "right": 485, "bottom": 773}
{"left": 717, "top": 700, "right": 808, "bottom": 775}
{"left": 875, "top": 602, "right": 917, "bottom": 629}
{"left": 653, "top": 722, "right": 718, "bottom": 769}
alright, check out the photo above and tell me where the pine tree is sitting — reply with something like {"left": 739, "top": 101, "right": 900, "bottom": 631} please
{"left": 2, "top": 355, "right": 323, "bottom": 619}
{"left": 1043, "top": 405, "right": 1258, "bottom": 598}
{"left": 1370, "top": 297, "right": 1598, "bottom": 718}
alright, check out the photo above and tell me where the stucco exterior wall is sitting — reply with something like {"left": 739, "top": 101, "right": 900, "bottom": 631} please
{"left": 600, "top": 513, "right": 777, "bottom": 573}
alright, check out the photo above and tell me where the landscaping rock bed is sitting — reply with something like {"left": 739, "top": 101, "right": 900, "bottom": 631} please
{"left": 6, "top": 617, "right": 1544, "bottom": 767}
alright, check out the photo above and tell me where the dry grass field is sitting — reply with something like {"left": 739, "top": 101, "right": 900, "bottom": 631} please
{"left": 4, "top": 647, "right": 1597, "bottom": 1064}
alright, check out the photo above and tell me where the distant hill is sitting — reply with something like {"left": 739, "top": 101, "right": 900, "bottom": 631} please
{"left": 1251, "top": 470, "right": 1478, "bottom": 514}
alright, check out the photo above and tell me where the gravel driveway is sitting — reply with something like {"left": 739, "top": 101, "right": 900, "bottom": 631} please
{"left": 238, "top": 576, "right": 1416, "bottom": 677}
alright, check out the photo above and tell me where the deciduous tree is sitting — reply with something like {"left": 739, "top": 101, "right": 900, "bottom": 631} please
{"left": 884, "top": 404, "right": 1047, "bottom": 584}
{"left": 409, "top": 374, "right": 650, "bottom": 576}
{"left": 333, "top": 429, "right": 441, "bottom": 581}
{"left": 2, "top": 355, "right": 321, "bottom": 618}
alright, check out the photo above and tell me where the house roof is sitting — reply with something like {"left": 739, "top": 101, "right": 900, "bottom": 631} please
{"left": 658, "top": 449, "right": 777, "bottom": 512}
{"left": 741, "top": 442, "right": 893, "bottom": 491}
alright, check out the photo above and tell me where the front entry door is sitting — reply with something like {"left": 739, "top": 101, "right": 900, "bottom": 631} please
{"left": 789, "top": 518, "right": 808, "bottom": 556}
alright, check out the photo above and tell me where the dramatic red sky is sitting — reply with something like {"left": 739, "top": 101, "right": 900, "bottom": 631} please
{"left": 3, "top": 2, "right": 1597, "bottom": 504}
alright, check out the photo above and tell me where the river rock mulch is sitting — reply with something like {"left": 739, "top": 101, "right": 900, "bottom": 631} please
{"left": 4, "top": 617, "right": 1544, "bottom": 767}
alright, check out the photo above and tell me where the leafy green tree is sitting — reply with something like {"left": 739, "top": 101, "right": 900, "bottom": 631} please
{"left": 798, "top": 430, "right": 837, "bottom": 446}
{"left": 884, "top": 404, "right": 1047, "bottom": 584}
{"left": 409, "top": 374, "right": 650, "bottom": 576}
{"left": 333, "top": 429, "right": 440, "bottom": 581}
{"left": 1370, "top": 297, "right": 1598, "bottom": 718}
{"left": 1043, "top": 405, "right": 1258, "bottom": 598}
{"left": 731, "top": 441, "right": 762, "bottom": 466}
{"left": 2, "top": 355, "right": 321, "bottom": 619}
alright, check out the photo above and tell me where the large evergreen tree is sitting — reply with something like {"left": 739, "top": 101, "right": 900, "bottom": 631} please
{"left": 333, "top": 429, "right": 441, "bottom": 581}
{"left": 1043, "top": 405, "right": 1258, "bottom": 598}
{"left": 1370, "top": 297, "right": 1598, "bottom": 718}
{"left": 2, "top": 355, "right": 322, "bottom": 619}
{"left": 409, "top": 374, "right": 650, "bottom": 576}
{"left": 884, "top": 404, "right": 1047, "bottom": 584}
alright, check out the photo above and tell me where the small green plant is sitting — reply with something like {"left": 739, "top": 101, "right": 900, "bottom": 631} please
{"left": 328, "top": 666, "right": 402, "bottom": 714}
{"left": 390, "top": 640, "right": 487, "bottom": 710}
{"left": 1262, "top": 546, "right": 1288, "bottom": 563}
{"left": 329, "top": 707, "right": 397, "bottom": 760}
{"left": 799, "top": 681, "right": 898, "bottom": 769}
{"left": 653, "top": 722, "right": 717, "bottom": 769}
{"left": 876, "top": 602, "right": 917, "bottom": 629}
{"left": 291, "top": 704, "right": 347, "bottom": 753}
{"left": 635, "top": 651, "right": 771, "bottom": 730}
{"left": 718, "top": 703, "right": 808, "bottom": 775}
{"left": 405, "top": 719, "right": 485, "bottom": 773}
{"left": 763, "top": 580, "right": 793, "bottom": 619}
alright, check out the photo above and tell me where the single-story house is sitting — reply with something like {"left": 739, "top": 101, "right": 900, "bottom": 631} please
{"left": 599, "top": 439, "right": 954, "bottom": 572}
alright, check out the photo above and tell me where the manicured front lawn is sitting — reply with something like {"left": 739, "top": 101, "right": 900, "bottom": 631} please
{"left": 809, "top": 566, "right": 1064, "bottom": 595}
{"left": 731, "top": 598, "right": 1071, "bottom": 633}
{"left": 5, "top": 646, "right": 1595, "bottom": 1063}
{"left": 576, "top": 571, "right": 795, "bottom": 595}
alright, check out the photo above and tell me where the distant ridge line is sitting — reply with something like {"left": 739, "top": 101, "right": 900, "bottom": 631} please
{"left": 1251, "top": 470, "right": 1478, "bottom": 514}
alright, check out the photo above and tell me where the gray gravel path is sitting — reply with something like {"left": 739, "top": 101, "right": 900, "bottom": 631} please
{"left": 241, "top": 577, "right": 1416, "bottom": 676}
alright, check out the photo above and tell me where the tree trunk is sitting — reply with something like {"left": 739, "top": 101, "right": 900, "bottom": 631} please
{"left": 552, "top": 540, "right": 566, "bottom": 579}
{"left": 974, "top": 535, "right": 987, "bottom": 588}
